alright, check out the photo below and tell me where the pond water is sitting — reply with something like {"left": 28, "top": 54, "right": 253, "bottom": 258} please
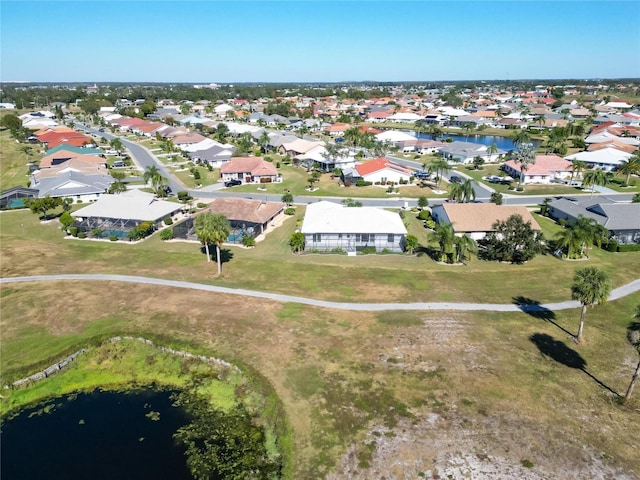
{"left": 1, "top": 389, "right": 194, "bottom": 480}
{"left": 416, "top": 133, "right": 540, "bottom": 151}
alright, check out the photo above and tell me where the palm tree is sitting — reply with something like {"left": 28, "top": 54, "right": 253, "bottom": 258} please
{"left": 404, "top": 234, "right": 419, "bottom": 255}
{"left": 427, "top": 158, "right": 450, "bottom": 188}
{"left": 569, "top": 160, "right": 586, "bottom": 185}
{"left": 454, "top": 234, "right": 477, "bottom": 263}
{"left": 512, "top": 129, "right": 531, "bottom": 146}
{"left": 430, "top": 223, "right": 456, "bottom": 263}
{"left": 344, "top": 127, "right": 361, "bottom": 148}
{"left": 459, "top": 179, "right": 476, "bottom": 203}
{"left": 18, "top": 145, "right": 32, "bottom": 161}
{"left": 534, "top": 115, "right": 546, "bottom": 129}
{"left": 487, "top": 143, "right": 498, "bottom": 161}
{"left": 427, "top": 124, "right": 443, "bottom": 141}
{"left": 259, "top": 131, "right": 270, "bottom": 153}
{"left": 582, "top": 169, "right": 608, "bottom": 197}
{"left": 210, "top": 213, "right": 231, "bottom": 275}
{"left": 512, "top": 142, "right": 536, "bottom": 190}
{"left": 616, "top": 153, "right": 640, "bottom": 186}
{"left": 289, "top": 231, "right": 305, "bottom": 254}
{"left": 572, "top": 216, "right": 608, "bottom": 258}
{"left": 462, "top": 122, "right": 474, "bottom": 139}
{"left": 143, "top": 165, "right": 169, "bottom": 197}
{"left": 195, "top": 213, "right": 215, "bottom": 264}
{"left": 571, "top": 267, "right": 611, "bottom": 343}
{"left": 109, "top": 138, "right": 123, "bottom": 154}
{"left": 555, "top": 226, "right": 582, "bottom": 259}
{"left": 448, "top": 182, "right": 463, "bottom": 202}
{"left": 624, "top": 306, "right": 640, "bottom": 402}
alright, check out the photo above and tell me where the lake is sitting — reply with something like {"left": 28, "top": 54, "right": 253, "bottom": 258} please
{"left": 1, "top": 389, "right": 194, "bottom": 480}
{"left": 416, "top": 132, "right": 540, "bottom": 151}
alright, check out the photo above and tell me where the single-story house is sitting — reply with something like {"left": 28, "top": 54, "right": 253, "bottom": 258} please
{"left": 354, "top": 157, "right": 414, "bottom": 184}
{"left": 173, "top": 198, "right": 285, "bottom": 243}
{"left": 220, "top": 157, "right": 281, "bottom": 184}
{"left": 439, "top": 141, "right": 506, "bottom": 164}
{"left": 503, "top": 155, "right": 573, "bottom": 184}
{"left": 71, "top": 189, "right": 182, "bottom": 237}
{"left": 565, "top": 148, "right": 633, "bottom": 172}
{"left": 31, "top": 171, "right": 114, "bottom": 202}
{"left": 431, "top": 203, "right": 540, "bottom": 240}
{"left": 301, "top": 201, "right": 407, "bottom": 253}
{"left": 188, "top": 144, "right": 235, "bottom": 168}
{"left": 548, "top": 196, "right": 640, "bottom": 245}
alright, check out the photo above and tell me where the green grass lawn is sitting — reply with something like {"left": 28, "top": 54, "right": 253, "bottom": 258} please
{"left": 171, "top": 165, "right": 220, "bottom": 188}
{"left": 230, "top": 162, "right": 447, "bottom": 199}
{"left": 0, "top": 131, "right": 41, "bottom": 190}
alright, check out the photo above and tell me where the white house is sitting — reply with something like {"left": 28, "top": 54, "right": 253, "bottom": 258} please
{"left": 503, "top": 155, "right": 573, "bottom": 184}
{"left": 354, "top": 157, "right": 414, "bottom": 184}
{"left": 565, "top": 148, "right": 633, "bottom": 172}
{"left": 301, "top": 201, "right": 407, "bottom": 253}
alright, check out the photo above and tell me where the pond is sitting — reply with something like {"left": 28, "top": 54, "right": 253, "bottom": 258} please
{"left": 1, "top": 389, "right": 194, "bottom": 480}
{"left": 416, "top": 133, "right": 540, "bottom": 151}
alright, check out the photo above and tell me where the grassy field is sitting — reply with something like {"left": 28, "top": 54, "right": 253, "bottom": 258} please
{"left": 1, "top": 277, "right": 638, "bottom": 478}
{"left": 0, "top": 130, "right": 43, "bottom": 190}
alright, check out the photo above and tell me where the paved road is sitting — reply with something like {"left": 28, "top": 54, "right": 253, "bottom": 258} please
{"left": 2, "top": 274, "right": 639, "bottom": 312}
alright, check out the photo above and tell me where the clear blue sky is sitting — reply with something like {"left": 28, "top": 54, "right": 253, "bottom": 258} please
{"left": 2, "top": 1, "right": 639, "bottom": 82}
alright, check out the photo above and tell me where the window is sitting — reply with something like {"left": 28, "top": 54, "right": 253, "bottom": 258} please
{"left": 313, "top": 233, "right": 321, "bottom": 242}
{"left": 338, "top": 234, "right": 342, "bottom": 239}
{"left": 388, "top": 234, "right": 394, "bottom": 243}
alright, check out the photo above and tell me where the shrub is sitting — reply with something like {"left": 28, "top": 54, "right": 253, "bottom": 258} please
{"left": 197, "top": 202, "right": 207, "bottom": 208}
{"left": 356, "top": 180, "right": 373, "bottom": 187}
{"left": 68, "top": 226, "right": 79, "bottom": 237}
{"left": 516, "top": 186, "right": 524, "bottom": 192}
{"left": 425, "top": 219, "right": 436, "bottom": 229}
{"left": 177, "top": 191, "right": 191, "bottom": 202}
{"left": 241, "top": 235, "right": 256, "bottom": 247}
{"left": 91, "top": 228, "right": 103, "bottom": 237}
{"left": 76, "top": 199, "right": 83, "bottom": 203}
{"left": 264, "top": 156, "right": 273, "bottom": 162}
{"left": 160, "top": 228, "right": 174, "bottom": 241}
{"left": 109, "top": 235, "right": 118, "bottom": 242}
{"left": 605, "top": 240, "right": 618, "bottom": 252}
{"left": 276, "top": 162, "right": 280, "bottom": 169}
{"left": 163, "top": 216, "right": 173, "bottom": 225}
{"left": 284, "top": 207, "right": 296, "bottom": 215}
{"left": 77, "top": 232, "right": 87, "bottom": 239}
{"left": 617, "top": 244, "right": 640, "bottom": 252}
{"left": 417, "top": 210, "right": 431, "bottom": 221}
{"left": 330, "top": 248, "right": 347, "bottom": 254}
{"left": 361, "top": 246, "right": 377, "bottom": 254}
{"left": 192, "top": 169, "right": 201, "bottom": 180}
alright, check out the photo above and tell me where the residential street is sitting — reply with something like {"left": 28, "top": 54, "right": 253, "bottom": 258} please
{"left": 2, "top": 274, "right": 638, "bottom": 312}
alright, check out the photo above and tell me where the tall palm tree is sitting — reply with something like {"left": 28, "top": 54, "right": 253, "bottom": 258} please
{"left": 427, "top": 124, "right": 443, "bottom": 141}
{"left": 143, "top": 165, "right": 168, "bottom": 197}
{"left": 259, "top": 131, "right": 270, "bottom": 153}
{"left": 582, "top": 169, "right": 608, "bottom": 197}
{"left": 195, "top": 213, "right": 215, "bottom": 264}
{"left": 427, "top": 158, "right": 450, "bottom": 188}
{"left": 571, "top": 267, "right": 611, "bottom": 343}
{"left": 487, "top": 143, "right": 498, "bottom": 161}
{"left": 512, "top": 142, "right": 536, "bottom": 190}
{"left": 569, "top": 160, "right": 587, "bottom": 185}
{"left": 624, "top": 306, "right": 640, "bottom": 401}
{"left": 616, "top": 153, "right": 640, "bottom": 186}
{"left": 210, "top": 213, "right": 231, "bottom": 275}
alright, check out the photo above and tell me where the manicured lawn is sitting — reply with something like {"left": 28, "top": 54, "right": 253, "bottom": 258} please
{"left": 462, "top": 164, "right": 587, "bottom": 196}
{"left": 231, "top": 162, "right": 447, "bottom": 199}
{"left": 171, "top": 164, "right": 220, "bottom": 188}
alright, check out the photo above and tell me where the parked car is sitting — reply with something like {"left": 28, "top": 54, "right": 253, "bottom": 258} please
{"left": 449, "top": 175, "right": 462, "bottom": 184}
{"left": 224, "top": 179, "right": 242, "bottom": 187}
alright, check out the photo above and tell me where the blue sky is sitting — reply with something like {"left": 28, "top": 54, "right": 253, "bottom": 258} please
{"left": 2, "top": 1, "right": 639, "bottom": 82}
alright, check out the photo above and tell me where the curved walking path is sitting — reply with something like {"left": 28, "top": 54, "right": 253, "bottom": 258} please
{"left": 2, "top": 274, "right": 639, "bottom": 312}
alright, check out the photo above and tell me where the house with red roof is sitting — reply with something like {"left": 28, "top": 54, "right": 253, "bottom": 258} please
{"left": 36, "top": 131, "right": 93, "bottom": 149}
{"left": 353, "top": 158, "right": 413, "bottom": 184}
{"left": 220, "top": 157, "right": 281, "bottom": 185}
{"left": 503, "top": 155, "right": 573, "bottom": 185}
